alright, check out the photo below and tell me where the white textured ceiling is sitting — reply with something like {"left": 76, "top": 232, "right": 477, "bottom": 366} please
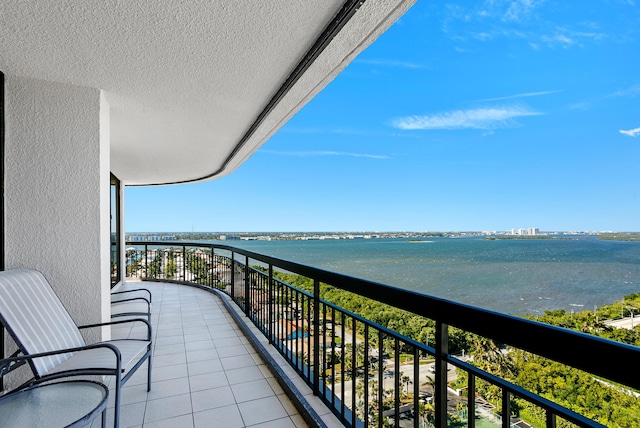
{"left": 1, "top": 0, "right": 415, "bottom": 185}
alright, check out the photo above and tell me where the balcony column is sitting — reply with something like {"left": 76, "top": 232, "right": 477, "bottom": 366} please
{"left": 3, "top": 75, "right": 111, "bottom": 346}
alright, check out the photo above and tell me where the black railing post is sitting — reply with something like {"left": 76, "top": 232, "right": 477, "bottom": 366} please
{"left": 435, "top": 321, "right": 449, "bottom": 428}
{"left": 502, "top": 390, "right": 511, "bottom": 428}
{"left": 313, "top": 279, "right": 320, "bottom": 396}
{"left": 295, "top": 290, "right": 300, "bottom": 372}
{"left": 210, "top": 246, "right": 214, "bottom": 288}
{"left": 414, "top": 346, "right": 420, "bottom": 428}
{"left": 268, "top": 265, "right": 274, "bottom": 345}
{"left": 322, "top": 303, "right": 328, "bottom": 400}
{"left": 394, "top": 337, "right": 400, "bottom": 427}
{"left": 340, "top": 313, "right": 346, "bottom": 419}
{"left": 244, "top": 255, "right": 250, "bottom": 315}
{"left": 378, "top": 329, "right": 384, "bottom": 428}
{"left": 364, "top": 324, "right": 369, "bottom": 428}
{"left": 144, "top": 244, "right": 148, "bottom": 278}
{"left": 351, "top": 320, "right": 357, "bottom": 428}
{"left": 182, "top": 245, "right": 186, "bottom": 281}
{"left": 469, "top": 373, "right": 476, "bottom": 428}
{"left": 230, "top": 251, "right": 235, "bottom": 298}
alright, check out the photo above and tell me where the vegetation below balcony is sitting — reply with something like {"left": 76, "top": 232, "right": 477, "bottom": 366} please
{"left": 273, "top": 270, "right": 640, "bottom": 427}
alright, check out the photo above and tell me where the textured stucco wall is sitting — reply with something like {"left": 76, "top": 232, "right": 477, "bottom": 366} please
{"left": 4, "top": 75, "right": 110, "bottom": 344}
{"left": 99, "top": 91, "right": 111, "bottom": 338}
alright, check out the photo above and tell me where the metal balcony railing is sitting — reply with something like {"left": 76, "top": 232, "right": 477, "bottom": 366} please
{"left": 125, "top": 241, "right": 640, "bottom": 428}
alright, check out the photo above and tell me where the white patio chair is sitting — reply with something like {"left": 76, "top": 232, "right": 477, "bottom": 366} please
{"left": 111, "top": 287, "right": 151, "bottom": 305}
{"left": 111, "top": 287, "right": 152, "bottom": 323}
{"left": 0, "top": 268, "right": 152, "bottom": 428}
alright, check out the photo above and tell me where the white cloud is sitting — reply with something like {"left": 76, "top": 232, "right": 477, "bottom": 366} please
{"left": 539, "top": 27, "right": 604, "bottom": 49}
{"left": 607, "top": 84, "right": 640, "bottom": 98}
{"left": 504, "top": 0, "right": 545, "bottom": 21}
{"left": 541, "top": 33, "right": 575, "bottom": 48}
{"left": 282, "top": 127, "right": 418, "bottom": 140}
{"left": 478, "top": 90, "right": 561, "bottom": 102}
{"left": 262, "top": 150, "right": 390, "bottom": 159}
{"left": 471, "top": 32, "right": 493, "bottom": 41}
{"left": 620, "top": 128, "right": 640, "bottom": 137}
{"left": 568, "top": 101, "right": 593, "bottom": 111}
{"left": 444, "top": 2, "right": 608, "bottom": 51}
{"left": 391, "top": 106, "right": 542, "bottom": 130}
{"left": 356, "top": 59, "right": 427, "bottom": 69}
{"left": 283, "top": 127, "right": 374, "bottom": 136}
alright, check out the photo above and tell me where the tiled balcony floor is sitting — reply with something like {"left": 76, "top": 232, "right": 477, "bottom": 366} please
{"left": 99, "top": 281, "right": 342, "bottom": 428}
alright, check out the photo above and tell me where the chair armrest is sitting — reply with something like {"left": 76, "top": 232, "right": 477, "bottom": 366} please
{"left": 0, "top": 358, "right": 20, "bottom": 378}
{"left": 1, "top": 343, "right": 122, "bottom": 378}
{"left": 2, "top": 343, "right": 121, "bottom": 363}
{"left": 111, "top": 296, "right": 151, "bottom": 308}
{"left": 79, "top": 318, "right": 152, "bottom": 341}
{"left": 111, "top": 288, "right": 152, "bottom": 303}
{"left": 1, "top": 343, "right": 123, "bottom": 392}
{"left": 0, "top": 349, "right": 28, "bottom": 377}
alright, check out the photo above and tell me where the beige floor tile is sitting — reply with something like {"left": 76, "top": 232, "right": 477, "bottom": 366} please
{"left": 231, "top": 379, "right": 276, "bottom": 403}
{"left": 191, "top": 385, "right": 236, "bottom": 412}
{"left": 147, "top": 377, "right": 190, "bottom": 401}
{"left": 187, "top": 358, "right": 224, "bottom": 376}
{"left": 225, "top": 366, "right": 265, "bottom": 385}
{"left": 238, "top": 396, "right": 288, "bottom": 427}
{"left": 221, "top": 354, "right": 257, "bottom": 370}
{"left": 193, "top": 404, "right": 244, "bottom": 428}
{"left": 144, "top": 393, "right": 192, "bottom": 424}
{"left": 152, "top": 363, "right": 188, "bottom": 382}
{"left": 143, "top": 414, "right": 194, "bottom": 428}
{"left": 189, "top": 371, "right": 229, "bottom": 392}
{"left": 216, "top": 344, "right": 250, "bottom": 358}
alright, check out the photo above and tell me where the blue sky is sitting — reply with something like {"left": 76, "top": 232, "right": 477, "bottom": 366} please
{"left": 126, "top": 0, "right": 640, "bottom": 233}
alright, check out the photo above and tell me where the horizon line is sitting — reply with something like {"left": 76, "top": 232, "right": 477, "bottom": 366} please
{"left": 124, "top": 230, "right": 637, "bottom": 234}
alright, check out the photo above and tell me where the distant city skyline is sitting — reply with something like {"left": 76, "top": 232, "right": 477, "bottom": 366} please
{"left": 124, "top": 229, "right": 627, "bottom": 237}
{"left": 126, "top": 1, "right": 640, "bottom": 233}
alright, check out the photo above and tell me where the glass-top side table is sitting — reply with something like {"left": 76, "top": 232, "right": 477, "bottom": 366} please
{"left": 0, "top": 380, "right": 109, "bottom": 427}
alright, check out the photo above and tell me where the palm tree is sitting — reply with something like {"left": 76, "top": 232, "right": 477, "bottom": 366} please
{"left": 422, "top": 373, "right": 435, "bottom": 395}
{"left": 419, "top": 401, "right": 436, "bottom": 427}
{"left": 343, "top": 343, "right": 353, "bottom": 373}
{"left": 471, "top": 335, "right": 514, "bottom": 378}
{"left": 401, "top": 372, "right": 412, "bottom": 396}
{"left": 354, "top": 341, "right": 366, "bottom": 370}
{"left": 368, "top": 356, "right": 380, "bottom": 378}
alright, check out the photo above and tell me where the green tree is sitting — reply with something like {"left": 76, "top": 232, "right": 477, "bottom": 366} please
{"left": 400, "top": 372, "right": 412, "bottom": 396}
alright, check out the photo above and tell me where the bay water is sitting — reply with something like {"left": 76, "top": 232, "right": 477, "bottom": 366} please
{"left": 211, "top": 236, "right": 640, "bottom": 316}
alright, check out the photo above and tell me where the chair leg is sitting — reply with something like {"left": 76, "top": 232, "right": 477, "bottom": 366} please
{"left": 114, "top": 374, "right": 121, "bottom": 428}
{"left": 147, "top": 355, "right": 152, "bottom": 392}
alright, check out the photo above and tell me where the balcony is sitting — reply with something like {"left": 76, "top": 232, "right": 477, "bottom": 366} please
{"left": 10, "top": 3, "right": 633, "bottom": 426}
{"left": 118, "top": 241, "right": 640, "bottom": 428}
{"left": 103, "top": 279, "right": 341, "bottom": 428}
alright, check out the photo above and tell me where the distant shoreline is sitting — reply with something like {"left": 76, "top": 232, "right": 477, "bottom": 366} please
{"left": 484, "top": 235, "right": 569, "bottom": 241}
{"left": 126, "top": 230, "right": 640, "bottom": 243}
{"left": 485, "top": 233, "right": 640, "bottom": 242}
{"left": 598, "top": 233, "right": 640, "bottom": 242}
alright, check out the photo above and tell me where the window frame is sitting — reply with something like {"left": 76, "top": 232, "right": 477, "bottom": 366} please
{"left": 110, "top": 173, "right": 121, "bottom": 287}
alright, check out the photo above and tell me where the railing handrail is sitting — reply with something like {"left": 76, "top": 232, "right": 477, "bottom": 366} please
{"left": 127, "top": 240, "right": 640, "bottom": 393}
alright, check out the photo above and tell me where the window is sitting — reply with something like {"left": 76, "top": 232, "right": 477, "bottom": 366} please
{"left": 110, "top": 174, "right": 121, "bottom": 287}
